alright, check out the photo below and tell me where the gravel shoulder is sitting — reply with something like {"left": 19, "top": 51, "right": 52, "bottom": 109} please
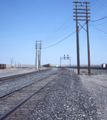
{"left": 79, "top": 69, "right": 107, "bottom": 120}
{"left": 8, "top": 68, "right": 100, "bottom": 120}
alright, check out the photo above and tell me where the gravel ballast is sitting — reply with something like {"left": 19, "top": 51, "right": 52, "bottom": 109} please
{"left": 0, "top": 68, "right": 60, "bottom": 97}
{"left": 80, "top": 73, "right": 107, "bottom": 119}
{"left": 8, "top": 69, "right": 100, "bottom": 120}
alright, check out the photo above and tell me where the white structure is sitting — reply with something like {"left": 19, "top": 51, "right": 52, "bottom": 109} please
{"left": 102, "top": 63, "right": 106, "bottom": 68}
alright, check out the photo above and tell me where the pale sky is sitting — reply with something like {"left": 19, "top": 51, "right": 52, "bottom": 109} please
{"left": 0, "top": 0, "right": 107, "bottom": 66}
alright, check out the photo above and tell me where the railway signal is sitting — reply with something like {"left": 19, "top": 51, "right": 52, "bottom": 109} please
{"left": 67, "top": 55, "right": 69, "bottom": 59}
{"left": 73, "top": 1, "right": 91, "bottom": 75}
{"left": 60, "top": 55, "right": 71, "bottom": 67}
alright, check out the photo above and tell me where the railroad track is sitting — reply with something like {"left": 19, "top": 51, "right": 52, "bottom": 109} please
{"left": 0, "top": 68, "right": 50, "bottom": 81}
{"left": 0, "top": 68, "right": 65, "bottom": 120}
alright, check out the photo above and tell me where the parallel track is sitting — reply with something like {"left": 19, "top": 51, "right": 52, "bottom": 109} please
{"left": 0, "top": 68, "right": 50, "bottom": 81}
{"left": 0, "top": 68, "right": 62, "bottom": 99}
{"left": 0, "top": 68, "right": 65, "bottom": 120}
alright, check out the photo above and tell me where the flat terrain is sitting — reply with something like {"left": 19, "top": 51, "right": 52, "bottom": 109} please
{"left": 0, "top": 68, "right": 36, "bottom": 78}
{"left": 0, "top": 68, "right": 107, "bottom": 119}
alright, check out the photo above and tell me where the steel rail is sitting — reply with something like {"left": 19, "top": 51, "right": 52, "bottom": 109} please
{"left": 0, "top": 68, "right": 62, "bottom": 99}
{"left": 0, "top": 68, "right": 50, "bottom": 81}
{"left": 0, "top": 70, "right": 65, "bottom": 120}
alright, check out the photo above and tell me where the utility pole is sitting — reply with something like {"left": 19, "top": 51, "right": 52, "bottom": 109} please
{"left": 15, "top": 61, "right": 16, "bottom": 68}
{"left": 69, "top": 57, "right": 71, "bottom": 67}
{"left": 11, "top": 58, "right": 12, "bottom": 68}
{"left": 40, "top": 41, "right": 41, "bottom": 69}
{"left": 18, "top": 62, "right": 19, "bottom": 68}
{"left": 60, "top": 57, "right": 61, "bottom": 67}
{"left": 35, "top": 41, "right": 37, "bottom": 70}
{"left": 35, "top": 41, "right": 42, "bottom": 70}
{"left": 38, "top": 50, "right": 40, "bottom": 68}
{"left": 86, "top": 2, "right": 91, "bottom": 75}
{"left": 73, "top": 1, "right": 91, "bottom": 75}
{"left": 76, "top": 2, "right": 80, "bottom": 74}
{"left": 11, "top": 57, "right": 14, "bottom": 68}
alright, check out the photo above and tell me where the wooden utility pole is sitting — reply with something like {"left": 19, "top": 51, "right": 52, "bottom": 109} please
{"left": 86, "top": 2, "right": 91, "bottom": 75}
{"left": 73, "top": 1, "right": 91, "bottom": 75}
{"left": 76, "top": 2, "right": 80, "bottom": 74}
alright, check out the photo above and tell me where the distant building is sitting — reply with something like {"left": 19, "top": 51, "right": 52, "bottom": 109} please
{"left": 101, "top": 63, "right": 107, "bottom": 68}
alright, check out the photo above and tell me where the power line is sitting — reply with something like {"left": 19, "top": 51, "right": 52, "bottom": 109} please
{"left": 91, "top": 25, "right": 107, "bottom": 34}
{"left": 43, "top": 22, "right": 74, "bottom": 44}
{"left": 91, "top": 0, "right": 106, "bottom": 18}
{"left": 42, "top": 31, "right": 76, "bottom": 49}
{"left": 98, "top": 31, "right": 107, "bottom": 53}
{"left": 43, "top": 13, "right": 73, "bottom": 43}
{"left": 92, "top": 22, "right": 107, "bottom": 26}
{"left": 91, "top": 16, "right": 107, "bottom": 22}
{"left": 92, "top": 25, "right": 107, "bottom": 53}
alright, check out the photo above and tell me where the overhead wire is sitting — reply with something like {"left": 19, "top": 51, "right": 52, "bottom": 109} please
{"left": 98, "top": 30, "right": 107, "bottom": 51}
{"left": 91, "top": 16, "right": 107, "bottom": 22}
{"left": 90, "top": 25, "right": 107, "bottom": 34}
{"left": 90, "top": 0, "right": 107, "bottom": 21}
{"left": 43, "top": 1, "right": 106, "bottom": 49}
{"left": 91, "top": 22, "right": 107, "bottom": 26}
{"left": 43, "top": 11, "right": 73, "bottom": 43}
{"left": 91, "top": 0, "right": 106, "bottom": 18}
{"left": 42, "top": 30, "right": 76, "bottom": 49}
{"left": 92, "top": 25, "right": 107, "bottom": 53}
{"left": 43, "top": 1, "right": 106, "bottom": 50}
{"left": 43, "top": 22, "right": 74, "bottom": 44}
